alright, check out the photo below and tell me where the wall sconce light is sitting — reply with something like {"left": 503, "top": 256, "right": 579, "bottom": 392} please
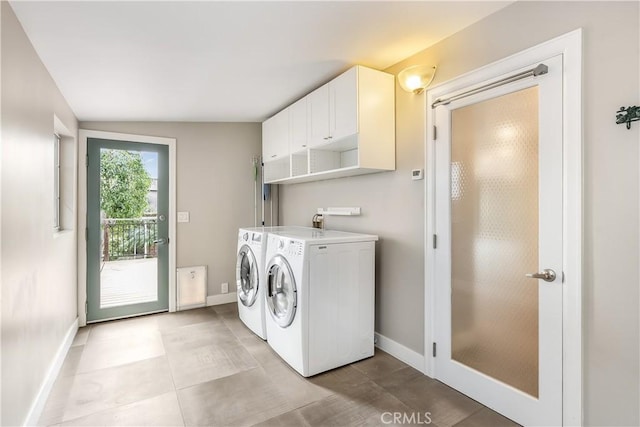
{"left": 398, "top": 65, "right": 437, "bottom": 94}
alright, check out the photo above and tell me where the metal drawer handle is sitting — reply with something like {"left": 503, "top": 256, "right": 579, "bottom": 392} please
{"left": 525, "top": 269, "right": 556, "bottom": 282}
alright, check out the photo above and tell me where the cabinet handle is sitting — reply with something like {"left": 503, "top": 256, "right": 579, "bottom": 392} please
{"left": 328, "top": 136, "right": 333, "bottom": 139}
{"left": 302, "top": 145, "right": 307, "bottom": 147}
{"left": 271, "top": 155, "right": 277, "bottom": 158}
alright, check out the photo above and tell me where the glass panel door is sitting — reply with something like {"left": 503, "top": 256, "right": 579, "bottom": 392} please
{"left": 450, "top": 87, "right": 539, "bottom": 397}
{"left": 432, "top": 55, "right": 564, "bottom": 426}
{"left": 87, "top": 138, "right": 169, "bottom": 322}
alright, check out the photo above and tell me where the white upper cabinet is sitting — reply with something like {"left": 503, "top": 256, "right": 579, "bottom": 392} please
{"left": 262, "top": 108, "right": 289, "bottom": 161}
{"left": 289, "top": 97, "right": 308, "bottom": 153}
{"left": 307, "top": 83, "right": 330, "bottom": 147}
{"left": 307, "top": 68, "right": 358, "bottom": 147}
{"left": 329, "top": 67, "right": 358, "bottom": 143}
{"left": 263, "top": 65, "right": 395, "bottom": 184}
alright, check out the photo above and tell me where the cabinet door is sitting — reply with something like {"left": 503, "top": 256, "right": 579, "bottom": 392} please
{"left": 289, "top": 97, "right": 308, "bottom": 153}
{"left": 262, "top": 108, "right": 289, "bottom": 160}
{"left": 330, "top": 67, "right": 358, "bottom": 142}
{"left": 307, "top": 83, "right": 330, "bottom": 147}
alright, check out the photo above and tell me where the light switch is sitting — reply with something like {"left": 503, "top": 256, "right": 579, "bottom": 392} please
{"left": 177, "top": 212, "right": 190, "bottom": 223}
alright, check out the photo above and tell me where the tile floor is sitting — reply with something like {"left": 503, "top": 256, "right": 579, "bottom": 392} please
{"left": 40, "top": 304, "right": 519, "bottom": 426}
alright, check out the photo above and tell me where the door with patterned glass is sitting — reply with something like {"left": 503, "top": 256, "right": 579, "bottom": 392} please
{"left": 432, "top": 55, "right": 563, "bottom": 426}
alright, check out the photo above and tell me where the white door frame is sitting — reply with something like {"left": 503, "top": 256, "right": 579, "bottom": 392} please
{"left": 78, "top": 129, "right": 177, "bottom": 327}
{"left": 424, "top": 29, "right": 583, "bottom": 425}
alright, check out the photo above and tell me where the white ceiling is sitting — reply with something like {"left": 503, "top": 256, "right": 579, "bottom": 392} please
{"left": 10, "top": 1, "right": 512, "bottom": 122}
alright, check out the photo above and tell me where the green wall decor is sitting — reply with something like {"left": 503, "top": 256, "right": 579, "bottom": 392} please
{"left": 616, "top": 105, "right": 640, "bottom": 129}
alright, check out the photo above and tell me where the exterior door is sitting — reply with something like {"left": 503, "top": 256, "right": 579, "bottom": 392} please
{"left": 266, "top": 255, "right": 297, "bottom": 327}
{"left": 432, "top": 55, "right": 563, "bottom": 425}
{"left": 236, "top": 245, "right": 259, "bottom": 307}
{"left": 87, "top": 138, "right": 169, "bottom": 322}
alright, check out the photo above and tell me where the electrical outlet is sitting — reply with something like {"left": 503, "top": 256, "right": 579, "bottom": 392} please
{"left": 221, "top": 282, "right": 229, "bottom": 294}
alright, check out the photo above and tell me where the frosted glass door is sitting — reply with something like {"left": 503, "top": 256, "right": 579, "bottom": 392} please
{"left": 450, "top": 87, "right": 539, "bottom": 397}
{"left": 432, "top": 55, "right": 563, "bottom": 426}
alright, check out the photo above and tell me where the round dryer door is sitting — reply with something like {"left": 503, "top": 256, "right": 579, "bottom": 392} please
{"left": 266, "top": 255, "right": 297, "bottom": 328}
{"left": 236, "top": 244, "right": 259, "bottom": 307}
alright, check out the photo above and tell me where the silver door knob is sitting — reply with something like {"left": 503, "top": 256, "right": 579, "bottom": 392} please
{"left": 525, "top": 269, "right": 556, "bottom": 282}
{"left": 153, "top": 238, "right": 167, "bottom": 246}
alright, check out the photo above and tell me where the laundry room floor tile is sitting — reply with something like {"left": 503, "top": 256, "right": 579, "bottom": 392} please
{"left": 56, "top": 345, "right": 85, "bottom": 378}
{"left": 57, "top": 392, "right": 184, "bottom": 426}
{"left": 251, "top": 409, "right": 311, "bottom": 427}
{"left": 211, "top": 302, "right": 239, "bottom": 315}
{"left": 61, "top": 356, "right": 174, "bottom": 422}
{"left": 257, "top": 357, "right": 333, "bottom": 409}
{"left": 177, "top": 367, "right": 294, "bottom": 427}
{"left": 76, "top": 329, "right": 165, "bottom": 373}
{"left": 156, "top": 306, "right": 220, "bottom": 331}
{"left": 71, "top": 325, "right": 91, "bottom": 347}
{"left": 308, "top": 363, "right": 371, "bottom": 391}
{"left": 88, "top": 314, "right": 159, "bottom": 342}
{"left": 296, "top": 380, "right": 414, "bottom": 426}
{"left": 452, "top": 407, "right": 520, "bottom": 427}
{"left": 219, "top": 313, "right": 261, "bottom": 340}
{"left": 167, "top": 342, "right": 258, "bottom": 389}
{"left": 40, "top": 306, "right": 518, "bottom": 427}
{"left": 161, "top": 319, "right": 237, "bottom": 353}
{"left": 39, "top": 375, "right": 76, "bottom": 426}
{"left": 237, "top": 335, "right": 282, "bottom": 367}
{"left": 374, "top": 366, "right": 484, "bottom": 427}
{"left": 351, "top": 348, "right": 408, "bottom": 380}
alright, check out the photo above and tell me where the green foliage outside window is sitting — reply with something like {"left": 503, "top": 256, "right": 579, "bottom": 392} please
{"left": 100, "top": 150, "right": 151, "bottom": 219}
{"left": 100, "top": 150, "right": 155, "bottom": 260}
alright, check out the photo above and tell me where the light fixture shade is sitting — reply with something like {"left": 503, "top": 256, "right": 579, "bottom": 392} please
{"left": 398, "top": 65, "right": 437, "bottom": 94}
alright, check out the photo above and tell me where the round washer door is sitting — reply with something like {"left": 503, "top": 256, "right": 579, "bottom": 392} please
{"left": 236, "top": 244, "right": 259, "bottom": 307}
{"left": 266, "top": 255, "right": 297, "bottom": 328}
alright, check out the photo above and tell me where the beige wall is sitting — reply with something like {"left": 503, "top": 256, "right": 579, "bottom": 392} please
{"left": 1, "top": 3, "right": 79, "bottom": 425}
{"left": 279, "top": 1, "right": 639, "bottom": 425}
{"left": 79, "top": 122, "right": 262, "bottom": 297}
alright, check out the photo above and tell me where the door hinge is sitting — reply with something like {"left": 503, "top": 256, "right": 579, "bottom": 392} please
{"left": 85, "top": 228, "right": 88, "bottom": 241}
{"left": 433, "top": 234, "right": 437, "bottom": 249}
{"left": 433, "top": 125, "right": 437, "bottom": 140}
{"left": 432, "top": 342, "right": 437, "bottom": 357}
{"left": 85, "top": 301, "right": 88, "bottom": 314}
{"left": 85, "top": 154, "right": 89, "bottom": 167}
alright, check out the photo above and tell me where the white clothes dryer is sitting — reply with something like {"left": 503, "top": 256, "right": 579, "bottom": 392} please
{"left": 264, "top": 228, "right": 378, "bottom": 376}
{"left": 236, "top": 226, "right": 313, "bottom": 339}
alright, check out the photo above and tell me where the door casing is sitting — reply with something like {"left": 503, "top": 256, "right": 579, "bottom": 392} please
{"left": 78, "top": 130, "right": 177, "bottom": 327}
{"left": 424, "top": 29, "right": 583, "bottom": 425}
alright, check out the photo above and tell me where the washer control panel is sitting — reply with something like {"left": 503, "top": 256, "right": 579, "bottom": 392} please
{"left": 271, "top": 236, "right": 303, "bottom": 258}
{"left": 285, "top": 240, "right": 304, "bottom": 257}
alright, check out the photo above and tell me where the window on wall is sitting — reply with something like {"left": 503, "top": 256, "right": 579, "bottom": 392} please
{"left": 53, "top": 115, "right": 76, "bottom": 232}
{"left": 54, "top": 133, "right": 61, "bottom": 230}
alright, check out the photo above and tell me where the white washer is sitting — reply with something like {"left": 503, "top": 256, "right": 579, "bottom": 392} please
{"left": 236, "top": 226, "right": 313, "bottom": 339}
{"left": 264, "top": 228, "right": 378, "bottom": 376}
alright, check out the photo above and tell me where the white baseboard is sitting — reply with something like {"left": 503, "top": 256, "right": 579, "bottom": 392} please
{"left": 24, "top": 317, "right": 79, "bottom": 426}
{"left": 206, "top": 292, "right": 237, "bottom": 306}
{"left": 375, "top": 332, "right": 426, "bottom": 374}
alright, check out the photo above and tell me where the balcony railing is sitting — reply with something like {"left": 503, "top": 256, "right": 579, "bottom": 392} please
{"left": 101, "top": 217, "right": 158, "bottom": 261}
